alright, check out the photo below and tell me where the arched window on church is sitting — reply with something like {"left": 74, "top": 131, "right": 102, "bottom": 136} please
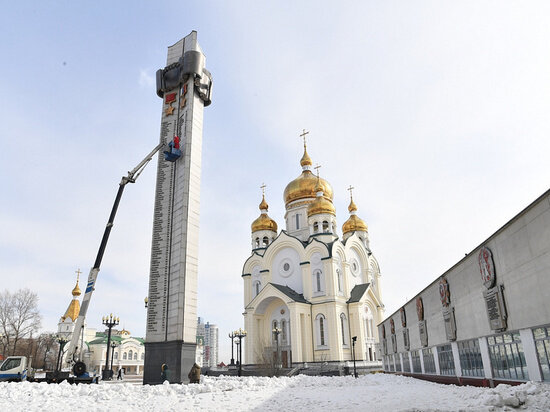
{"left": 332, "top": 222, "right": 336, "bottom": 233}
{"left": 255, "top": 238, "right": 260, "bottom": 248}
{"left": 322, "top": 220, "right": 329, "bottom": 232}
{"left": 128, "top": 350, "right": 133, "bottom": 360}
{"left": 340, "top": 313, "right": 348, "bottom": 345}
{"left": 313, "top": 222, "right": 319, "bottom": 233}
{"left": 316, "top": 314, "right": 327, "bottom": 347}
{"left": 134, "top": 352, "right": 137, "bottom": 360}
{"left": 313, "top": 269, "right": 323, "bottom": 293}
{"left": 114, "top": 352, "right": 118, "bottom": 360}
{"left": 281, "top": 319, "right": 287, "bottom": 343}
{"left": 262, "top": 236, "right": 269, "bottom": 247}
{"left": 295, "top": 214, "right": 300, "bottom": 230}
{"left": 253, "top": 280, "right": 261, "bottom": 297}
{"left": 141, "top": 352, "right": 145, "bottom": 360}
{"left": 123, "top": 352, "right": 127, "bottom": 360}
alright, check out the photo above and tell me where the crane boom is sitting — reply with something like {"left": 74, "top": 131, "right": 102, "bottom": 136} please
{"left": 64, "top": 142, "right": 163, "bottom": 365}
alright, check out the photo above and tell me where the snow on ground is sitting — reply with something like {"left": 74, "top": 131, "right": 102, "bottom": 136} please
{"left": 1, "top": 374, "right": 550, "bottom": 411}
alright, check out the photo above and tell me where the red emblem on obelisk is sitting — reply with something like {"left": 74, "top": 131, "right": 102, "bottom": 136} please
{"left": 478, "top": 246, "right": 496, "bottom": 289}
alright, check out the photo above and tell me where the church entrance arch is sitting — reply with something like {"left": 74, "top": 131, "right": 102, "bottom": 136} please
{"left": 254, "top": 296, "right": 291, "bottom": 367}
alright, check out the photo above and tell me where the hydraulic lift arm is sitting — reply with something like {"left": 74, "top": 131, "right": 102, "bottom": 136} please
{"left": 64, "top": 142, "right": 163, "bottom": 365}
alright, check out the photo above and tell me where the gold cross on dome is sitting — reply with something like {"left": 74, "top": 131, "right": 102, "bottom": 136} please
{"left": 75, "top": 268, "right": 82, "bottom": 281}
{"left": 260, "top": 183, "right": 266, "bottom": 195}
{"left": 314, "top": 164, "right": 322, "bottom": 177}
{"left": 347, "top": 185, "right": 354, "bottom": 199}
{"left": 299, "top": 129, "right": 310, "bottom": 147}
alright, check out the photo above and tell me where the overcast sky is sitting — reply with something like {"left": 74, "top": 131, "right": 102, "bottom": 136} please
{"left": 1, "top": 1, "right": 550, "bottom": 364}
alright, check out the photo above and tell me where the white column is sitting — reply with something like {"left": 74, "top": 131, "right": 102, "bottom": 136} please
{"left": 408, "top": 352, "right": 414, "bottom": 373}
{"left": 419, "top": 349, "right": 426, "bottom": 374}
{"left": 478, "top": 337, "right": 493, "bottom": 379}
{"left": 520, "top": 328, "right": 542, "bottom": 381}
{"left": 434, "top": 348, "right": 441, "bottom": 375}
{"left": 451, "top": 341, "right": 462, "bottom": 377}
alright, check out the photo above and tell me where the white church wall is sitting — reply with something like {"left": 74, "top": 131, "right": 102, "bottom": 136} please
{"left": 271, "top": 247, "right": 302, "bottom": 293}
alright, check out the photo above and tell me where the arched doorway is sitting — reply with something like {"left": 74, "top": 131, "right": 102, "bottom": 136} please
{"left": 254, "top": 296, "right": 292, "bottom": 368}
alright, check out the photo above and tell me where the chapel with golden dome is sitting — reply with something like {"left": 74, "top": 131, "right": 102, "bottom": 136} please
{"left": 243, "top": 133, "right": 384, "bottom": 368}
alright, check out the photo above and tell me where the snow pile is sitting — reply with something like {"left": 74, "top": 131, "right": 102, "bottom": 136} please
{"left": 1, "top": 374, "right": 549, "bottom": 411}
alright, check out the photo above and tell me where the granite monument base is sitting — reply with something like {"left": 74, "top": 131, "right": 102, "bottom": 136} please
{"left": 143, "top": 341, "right": 197, "bottom": 385}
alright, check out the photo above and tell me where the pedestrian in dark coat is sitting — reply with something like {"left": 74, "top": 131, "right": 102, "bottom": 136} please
{"left": 161, "top": 364, "right": 171, "bottom": 382}
{"left": 188, "top": 363, "right": 201, "bottom": 384}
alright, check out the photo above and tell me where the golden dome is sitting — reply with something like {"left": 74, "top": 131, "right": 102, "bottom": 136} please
{"left": 72, "top": 281, "right": 81, "bottom": 297}
{"left": 284, "top": 170, "right": 333, "bottom": 206}
{"left": 300, "top": 146, "right": 312, "bottom": 167}
{"left": 342, "top": 198, "right": 367, "bottom": 234}
{"left": 307, "top": 195, "right": 336, "bottom": 217}
{"left": 251, "top": 194, "right": 278, "bottom": 232}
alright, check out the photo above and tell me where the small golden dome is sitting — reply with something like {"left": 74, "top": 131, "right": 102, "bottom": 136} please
{"left": 342, "top": 198, "right": 367, "bottom": 234}
{"left": 62, "top": 299, "right": 80, "bottom": 322}
{"left": 307, "top": 181, "right": 336, "bottom": 217}
{"left": 72, "top": 281, "right": 81, "bottom": 297}
{"left": 251, "top": 194, "right": 277, "bottom": 232}
{"left": 300, "top": 146, "right": 312, "bottom": 167}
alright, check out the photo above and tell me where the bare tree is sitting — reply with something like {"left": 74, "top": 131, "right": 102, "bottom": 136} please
{"left": 0, "top": 289, "right": 42, "bottom": 356}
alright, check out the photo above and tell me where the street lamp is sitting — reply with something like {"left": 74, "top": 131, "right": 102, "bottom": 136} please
{"left": 234, "top": 328, "right": 247, "bottom": 377}
{"left": 272, "top": 327, "right": 281, "bottom": 370}
{"left": 110, "top": 341, "right": 119, "bottom": 372}
{"left": 102, "top": 314, "right": 119, "bottom": 381}
{"left": 228, "top": 332, "right": 236, "bottom": 367}
{"left": 352, "top": 336, "right": 358, "bottom": 378}
{"left": 55, "top": 336, "right": 69, "bottom": 373}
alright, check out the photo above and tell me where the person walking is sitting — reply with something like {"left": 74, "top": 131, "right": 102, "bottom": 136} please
{"left": 161, "top": 364, "right": 171, "bottom": 382}
{"left": 188, "top": 363, "right": 201, "bottom": 384}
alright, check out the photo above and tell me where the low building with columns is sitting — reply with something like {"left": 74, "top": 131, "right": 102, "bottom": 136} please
{"left": 379, "top": 187, "right": 550, "bottom": 385}
{"left": 242, "top": 140, "right": 384, "bottom": 367}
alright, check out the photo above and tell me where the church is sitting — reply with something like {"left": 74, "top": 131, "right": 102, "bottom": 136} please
{"left": 242, "top": 137, "right": 384, "bottom": 367}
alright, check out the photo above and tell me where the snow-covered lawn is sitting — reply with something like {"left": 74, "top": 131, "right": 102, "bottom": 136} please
{"left": 1, "top": 374, "right": 550, "bottom": 411}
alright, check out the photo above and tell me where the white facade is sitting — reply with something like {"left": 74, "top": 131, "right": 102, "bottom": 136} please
{"left": 243, "top": 144, "right": 384, "bottom": 367}
{"left": 379, "top": 187, "right": 550, "bottom": 384}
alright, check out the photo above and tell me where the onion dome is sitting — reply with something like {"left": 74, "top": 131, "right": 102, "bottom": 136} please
{"left": 251, "top": 194, "right": 278, "bottom": 232}
{"left": 61, "top": 277, "right": 81, "bottom": 322}
{"left": 284, "top": 145, "right": 333, "bottom": 206}
{"left": 342, "top": 195, "right": 368, "bottom": 234}
{"left": 307, "top": 179, "right": 336, "bottom": 217}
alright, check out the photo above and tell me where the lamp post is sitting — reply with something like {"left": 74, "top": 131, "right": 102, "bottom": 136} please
{"left": 102, "top": 314, "right": 119, "bottom": 381}
{"left": 235, "top": 341, "right": 240, "bottom": 365}
{"left": 272, "top": 327, "right": 281, "bottom": 370}
{"left": 352, "top": 336, "right": 358, "bottom": 378}
{"left": 110, "top": 341, "right": 119, "bottom": 372}
{"left": 55, "top": 336, "right": 68, "bottom": 373}
{"left": 234, "top": 328, "right": 247, "bottom": 377}
{"left": 228, "top": 332, "right": 236, "bottom": 367}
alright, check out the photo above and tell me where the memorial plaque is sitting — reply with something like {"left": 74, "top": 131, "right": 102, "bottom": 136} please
{"left": 443, "top": 307, "right": 456, "bottom": 341}
{"left": 484, "top": 285, "right": 507, "bottom": 331}
{"left": 418, "top": 319, "right": 428, "bottom": 347}
{"left": 402, "top": 328, "right": 410, "bottom": 351}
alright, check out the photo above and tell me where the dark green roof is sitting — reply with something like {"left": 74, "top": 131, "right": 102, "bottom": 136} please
{"left": 270, "top": 283, "right": 310, "bottom": 304}
{"left": 347, "top": 283, "right": 370, "bottom": 303}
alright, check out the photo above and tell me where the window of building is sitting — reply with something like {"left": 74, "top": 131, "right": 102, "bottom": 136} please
{"left": 295, "top": 214, "right": 300, "bottom": 230}
{"left": 458, "top": 339, "right": 484, "bottom": 377}
{"left": 313, "top": 222, "right": 319, "bottom": 233}
{"left": 388, "top": 356, "right": 395, "bottom": 372}
{"left": 316, "top": 314, "right": 327, "bottom": 347}
{"left": 437, "top": 344, "right": 455, "bottom": 376}
{"left": 488, "top": 332, "right": 529, "bottom": 380}
{"left": 395, "top": 354, "right": 402, "bottom": 372}
{"left": 313, "top": 269, "right": 323, "bottom": 293}
{"left": 403, "top": 353, "right": 411, "bottom": 373}
{"left": 322, "top": 221, "right": 329, "bottom": 232}
{"left": 114, "top": 352, "right": 118, "bottom": 360}
{"left": 262, "top": 236, "right": 269, "bottom": 247}
{"left": 533, "top": 326, "right": 550, "bottom": 381}
{"left": 255, "top": 238, "right": 260, "bottom": 248}
{"left": 123, "top": 352, "right": 127, "bottom": 360}
{"left": 141, "top": 352, "right": 145, "bottom": 360}
{"left": 422, "top": 348, "right": 436, "bottom": 374}
{"left": 128, "top": 350, "right": 133, "bottom": 360}
{"left": 253, "top": 280, "right": 261, "bottom": 297}
{"left": 282, "top": 319, "right": 287, "bottom": 342}
{"left": 134, "top": 352, "right": 138, "bottom": 360}
{"left": 340, "top": 313, "right": 347, "bottom": 346}
{"left": 411, "top": 350, "right": 421, "bottom": 373}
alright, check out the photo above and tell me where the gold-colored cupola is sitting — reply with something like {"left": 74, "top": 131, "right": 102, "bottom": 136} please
{"left": 61, "top": 270, "right": 82, "bottom": 322}
{"left": 251, "top": 193, "right": 278, "bottom": 233}
{"left": 342, "top": 186, "right": 368, "bottom": 234}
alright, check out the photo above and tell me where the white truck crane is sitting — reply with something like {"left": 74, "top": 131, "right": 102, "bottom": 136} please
{"left": 61, "top": 140, "right": 175, "bottom": 380}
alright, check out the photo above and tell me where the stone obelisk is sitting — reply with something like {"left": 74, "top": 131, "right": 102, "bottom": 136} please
{"left": 143, "top": 31, "right": 213, "bottom": 384}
